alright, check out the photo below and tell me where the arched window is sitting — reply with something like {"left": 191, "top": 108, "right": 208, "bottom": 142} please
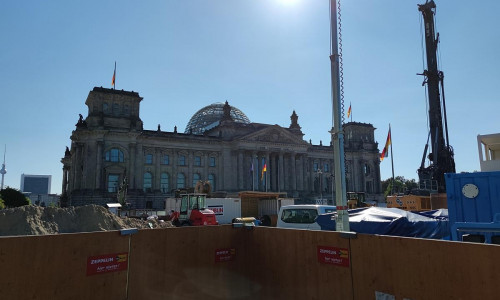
{"left": 160, "top": 173, "right": 169, "bottom": 193}
{"left": 105, "top": 148, "right": 124, "bottom": 162}
{"left": 208, "top": 174, "right": 215, "bottom": 191}
{"left": 177, "top": 173, "right": 185, "bottom": 189}
{"left": 192, "top": 173, "right": 201, "bottom": 188}
{"left": 143, "top": 172, "right": 152, "bottom": 192}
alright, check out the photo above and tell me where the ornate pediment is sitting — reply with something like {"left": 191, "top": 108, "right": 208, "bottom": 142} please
{"left": 239, "top": 125, "right": 305, "bottom": 144}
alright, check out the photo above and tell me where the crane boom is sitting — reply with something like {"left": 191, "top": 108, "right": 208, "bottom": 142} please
{"left": 417, "top": 0, "right": 455, "bottom": 193}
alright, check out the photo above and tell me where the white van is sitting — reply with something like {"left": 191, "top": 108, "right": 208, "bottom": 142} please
{"left": 276, "top": 205, "right": 336, "bottom": 230}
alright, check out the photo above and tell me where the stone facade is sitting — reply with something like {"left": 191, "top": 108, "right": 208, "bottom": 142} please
{"left": 61, "top": 87, "right": 383, "bottom": 209}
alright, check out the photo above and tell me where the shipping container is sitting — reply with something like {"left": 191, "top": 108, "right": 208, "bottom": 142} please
{"left": 445, "top": 171, "right": 500, "bottom": 243}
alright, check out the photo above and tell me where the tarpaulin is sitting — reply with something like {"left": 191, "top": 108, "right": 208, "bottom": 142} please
{"left": 315, "top": 207, "right": 450, "bottom": 239}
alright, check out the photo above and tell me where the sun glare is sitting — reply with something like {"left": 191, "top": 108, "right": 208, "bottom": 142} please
{"left": 278, "top": 0, "right": 299, "bottom": 5}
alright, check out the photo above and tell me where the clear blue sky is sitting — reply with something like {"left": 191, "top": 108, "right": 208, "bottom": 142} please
{"left": 1, "top": 0, "right": 499, "bottom": 194}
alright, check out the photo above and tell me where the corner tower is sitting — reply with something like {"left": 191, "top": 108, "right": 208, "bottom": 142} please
{"left": 84, "top": 87, "right": 143, "bottom": 131}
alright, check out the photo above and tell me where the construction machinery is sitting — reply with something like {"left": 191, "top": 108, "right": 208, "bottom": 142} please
{"left": 346, "top": 192, "right": 372, "bottom": 209}
{"left": 389, "top": 1, "right": 455, "bottom": 210}
{"left": 170, "top": 194, "right": 218, "bottom": 226}
{"left": 416, "top": 0, "right": 456, "bottom": 194}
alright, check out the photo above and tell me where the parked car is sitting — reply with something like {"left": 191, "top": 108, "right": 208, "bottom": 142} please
{"left": 276, "top": 205, "right": 336, "bottom": 230}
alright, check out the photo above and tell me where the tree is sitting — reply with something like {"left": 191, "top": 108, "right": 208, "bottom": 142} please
{"left": 0, "top": 187, "right": 30, "bottom": 208}
{"left": 0, "top": 196, "right": 4, "bottom": 209}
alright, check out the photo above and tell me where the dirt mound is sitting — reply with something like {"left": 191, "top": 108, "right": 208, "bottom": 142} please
{"left": 0, "top": 205, "right": 174, "bottom": 236}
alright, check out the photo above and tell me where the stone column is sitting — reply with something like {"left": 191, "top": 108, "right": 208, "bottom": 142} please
{"left": 188, "top": 151, "right": 193, "bottom": 188}
{"left": 290, "top": 153, "right": 297, "bottom": 191}
{"left": 95, "top": 141, "right": 103, "bottom": 190}
{"left": 74, "top": 143, "right": 82, "bottom": 190}
{"left": 61, "top": 166, "right": 68, "bottom": 196}
{"left": 155, "top": 148, "right": 161, "bottom": 190}
{"left": 278, "top": 152, "right": 284, "bottom": 192}
{"left": 238, "top": 151, "right": 244, "bottom": 190}
{"left": 309, "top": 158, "right": 316, "bottom": 192}
{"left": 136, "top": 144, "right": 143, "bottom": 189}
{"left": 128, "top": 143, "right": 136, "bottom": 189}
{"left": 297, "top": 155, "right": 304, "bottom": 191}
{"left": 203, "top": 152, "right": 209, "bottom": 182}
{"left": 172, "top": 151, "right": 177, "bottom": 189}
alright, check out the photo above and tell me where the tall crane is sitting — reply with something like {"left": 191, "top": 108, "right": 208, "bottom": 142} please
{"left": 416, "top": 0, "right": 455, "bottom": 194}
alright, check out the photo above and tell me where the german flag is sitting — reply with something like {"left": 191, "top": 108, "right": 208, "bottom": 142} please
{"left": 261, "top": 163, "right": 267, "bottom": 181}
{"left": 112, "top": 62, "right": 116, "bottom": 88}
{"left": 380, "top": 127, "right": 391, "bottom": 161}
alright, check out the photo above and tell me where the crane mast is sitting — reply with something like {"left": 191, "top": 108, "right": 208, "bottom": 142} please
{"left": 417, "top": 0, "right": 455, "bottom": 193}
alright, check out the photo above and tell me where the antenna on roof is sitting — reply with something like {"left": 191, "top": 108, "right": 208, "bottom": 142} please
{"left": 0, "top": 145, "right": 6, "bottom": 190}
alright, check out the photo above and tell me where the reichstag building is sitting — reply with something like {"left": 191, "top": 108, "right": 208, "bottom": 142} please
{"left": 61, "top": 87, "right": 383, "bottom": 209}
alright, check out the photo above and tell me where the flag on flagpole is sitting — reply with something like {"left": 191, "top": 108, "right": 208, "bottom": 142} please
{"left": 261, "top": 163, "right": 267, "bottom": 181}
{"left": 347, "top": 103, "right": 352, "bottom": 118}
{"left": 380, "top": 127, "right": 391, "bottom": 161}
{"left": 112, "top": 62, "right": 116, "bottom": 89}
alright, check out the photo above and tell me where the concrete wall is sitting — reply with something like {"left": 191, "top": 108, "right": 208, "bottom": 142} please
{"left": 1, "top": 226, "right": 500, "bottom": 299}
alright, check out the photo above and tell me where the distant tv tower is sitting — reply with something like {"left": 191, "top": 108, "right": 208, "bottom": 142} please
{"left": 0, "top": 145, "right": 6, "bottom": 190}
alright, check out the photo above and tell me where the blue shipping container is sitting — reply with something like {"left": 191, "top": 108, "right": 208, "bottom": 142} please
{"left": 445, "top": 171, "right": 500, "bottom": 224}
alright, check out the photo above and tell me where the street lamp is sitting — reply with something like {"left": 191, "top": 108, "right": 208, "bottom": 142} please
{"left": 316, "top": 168, "right": 323, "bottom": 204}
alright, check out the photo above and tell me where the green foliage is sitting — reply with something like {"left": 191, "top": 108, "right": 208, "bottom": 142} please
{"left": 0, "top": 196, "right": 5, "bottom": 209}
{"left": 381, "top": 176, "right": 419, "bottom": 198}
{"left": 0, "top": 187, "right": 30, "bottom": 208}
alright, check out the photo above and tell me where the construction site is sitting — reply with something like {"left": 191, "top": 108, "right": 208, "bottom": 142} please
{"left": 1, "top": 1, "right": 500, "bottom": 299}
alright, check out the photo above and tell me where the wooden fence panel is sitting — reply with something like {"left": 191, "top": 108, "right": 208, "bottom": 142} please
{"left": 246, "top": 227, "right": 353, "bottom": 300}
{"left": 127, "top": 225, "right": 253, "bottom": 300}
{"left": 0, "top": 231, "right": 129, "bottom": 300}
{"left": 350, "top": 234, "right": 500, "bottom": 300}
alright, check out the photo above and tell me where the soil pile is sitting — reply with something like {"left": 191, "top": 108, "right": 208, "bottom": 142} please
{"left": 0, "top": 205, "right": 174, "bottom": 236}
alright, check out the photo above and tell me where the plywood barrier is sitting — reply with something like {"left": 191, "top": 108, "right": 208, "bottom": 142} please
{"left": 0, "top": 231, "right": 130, "bottom": 299}
{"left": 127, "top": 225, "right": 250, "bottom": 300}
{"left": 246, "top": 227, "right": 353, "bottom": 299}
{"left": 350, "top": 234, "right": 500, "bottom": 299}
{"left": 2, "top": 226, "right": 500, "bottom": 299}
{"left": 127, "top": 225, "right": 353, "bottom": 299}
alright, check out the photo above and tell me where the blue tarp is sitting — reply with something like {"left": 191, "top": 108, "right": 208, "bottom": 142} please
{"left": 316, "top": 207, "right": 450, "bottom": 239}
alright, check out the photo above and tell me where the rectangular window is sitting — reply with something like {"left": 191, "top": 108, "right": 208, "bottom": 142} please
{"left": 324, "top": 163, "right": 329, "bottom": 172}
{"left": 162, "top": 155, "right": 169, "bottom": 165}
{"left": 107, "top": 174, "right": 119, "bottom": 193}
{"left": 194, "top": 156, "right": 201, "bottom": 166}
{"left": 145, "top": 154, "right": 153, "bottom": 164}
{"left": 313, "top": 162, "right": 319, "bottom": 171}
{"left": 179, "top": 155, "right": 186, "bottom": 166}
{"left": 209, "top": 157, "right": 216, "bottom": 167}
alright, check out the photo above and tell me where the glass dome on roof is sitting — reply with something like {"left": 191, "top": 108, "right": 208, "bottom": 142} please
{"left": 184, "top": 102, "right": 251, "bottom": 134}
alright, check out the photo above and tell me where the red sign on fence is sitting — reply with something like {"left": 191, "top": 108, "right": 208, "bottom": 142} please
{"left": 86, "top": 253, "right": 128, "bottom": 276}
{"left": 215, "top": 248, "right": 235, "bottom": 262}
{"left": 317, "top": 246, "right": 349, "bottom": 267}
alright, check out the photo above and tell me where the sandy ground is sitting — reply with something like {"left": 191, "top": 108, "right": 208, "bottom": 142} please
{"left": 0, "top": 204, "right": 173, "bottom": 236}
